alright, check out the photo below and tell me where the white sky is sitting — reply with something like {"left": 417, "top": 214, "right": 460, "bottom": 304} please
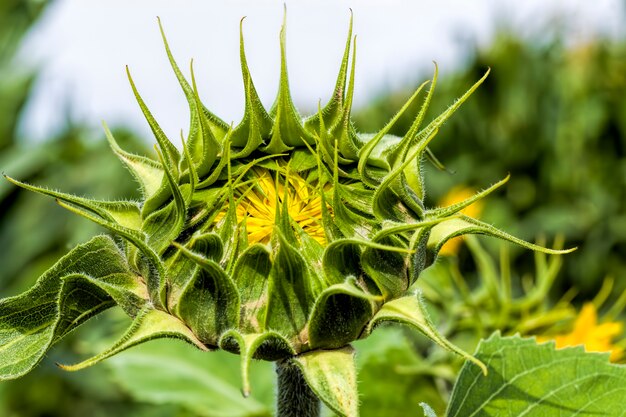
{"left": 16, "top": 0, "right": 624, "bottom": 143}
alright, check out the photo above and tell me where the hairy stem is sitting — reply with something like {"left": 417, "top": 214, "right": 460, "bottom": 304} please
{"left": 276, "top": 358, "right": 321, "bottom": 417}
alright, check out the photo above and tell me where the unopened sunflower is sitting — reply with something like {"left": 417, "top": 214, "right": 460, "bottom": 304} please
{"left": 0, "top": 14, "right": 572, "bottom": 417}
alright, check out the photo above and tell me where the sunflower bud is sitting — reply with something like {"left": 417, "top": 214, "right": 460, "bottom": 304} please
{"left": 1, "top": 13, "right": 573, "bottom": 417}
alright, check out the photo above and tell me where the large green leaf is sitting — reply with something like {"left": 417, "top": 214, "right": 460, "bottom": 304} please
{"left": 105, "top": 338, "right": 273, "bottom": 417}
{"left": 79, "top": 272, "right": 147, "bottom": 317}
{"left": 0, "top": 235, "right": 139, "bottom": 380}
{"left": 8, "top": 181, "right": 166, "bottom": 306}
{"left": 447, "top": 333, "right": 626, "bottom": 417}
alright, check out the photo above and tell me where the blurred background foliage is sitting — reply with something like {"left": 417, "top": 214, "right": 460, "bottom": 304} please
{"left": 0, "top": 1, "right": 153, "bottom": 416}
{"left": 2, "top": 1, "right": 626, "bottom": 416}
{"left": 0, "top": 0, "right": 145, "bottom": 296}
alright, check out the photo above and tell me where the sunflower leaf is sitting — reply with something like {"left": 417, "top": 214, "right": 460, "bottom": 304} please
{"left": 105, "top": 339, "right": 273, "bottom": 417}
{"left": 0, "top": 235, "right": 136, "bottom": 380}
{"left": 446, "top": 333, "right": 626, "bottom": 417}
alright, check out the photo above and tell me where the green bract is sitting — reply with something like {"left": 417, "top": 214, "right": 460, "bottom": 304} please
{"left": 1, "top": 15, "right": 572, "bottom": 416}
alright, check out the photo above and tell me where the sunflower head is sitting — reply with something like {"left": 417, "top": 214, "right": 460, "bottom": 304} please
{"left": 2, "top": 13, "right": 574, "bottom": 416}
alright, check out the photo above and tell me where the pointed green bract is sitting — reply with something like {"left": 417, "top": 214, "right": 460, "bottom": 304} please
{"left": 420, "top": 403, "right": 438, "bottom": 417}
{"left": 4, "top": 175, "right": 143, "bottom": 230}
{"left": 365, "top": 292, "right": 487, "bottom": 375}
{"left": 358, "top": 79, "right": 429, "bottom": 186}
{"left": 372, "top": 127, "right": 439, "bottom": 221}
{"left": 219, "top": 330, "right": 295, "bottom": 396}
{"left": 174, "top": 244, "right": 240, "bottom": 346}
{"left": 188, "top": 62, "right": 224, "bottom": 178}
{"left": 143, "top": 148, "right": 186, "bottom": 255}
{"left": 308, "top": 282, "right": 378, "bottom": 349}
{"left": 293, "top": 346, "right": 359, "bottom": 417}
{"left": 104, "top": 122, "right": 164, "bottom": 199}
{"left": 231, "top": 18, "right": 273, "bottom": 158}
{"left": 426, "top": 176, "right": 510, "bottom": 218}
{"left": 264, "top": 14, "right": 313, "bottom": 154}
{"left": 304, "top": 11, "right": 353, "bottom": 135}
{"left": 322, "top": 240, "right": 363, "bottom": 286}
{"left": 126, "top": 66, "right": 180, "bottom": 170}
{"left": 330, "top": 36, "right": 361, "bottom": 162}
{"left": 388, "top": 63, "right": 439, "bottom": 174}
{"left": 59, "top": 307, "right": 207, "bottom": 371}
{"left": 361, "top": 236, "right": 409, "bottom": 299}
{"left": 232, "top": 244, "right": 272, "bottom": 333}
{"left": 265, "top": 233, "right": 315, "bottom": 340}
{"left": 157, "top": 17, "right": 225, "bottom": 177}
{"left": 427, "top": 215, "right": 576, "bottom": 257}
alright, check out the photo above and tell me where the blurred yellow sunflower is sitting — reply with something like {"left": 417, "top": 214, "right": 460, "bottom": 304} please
{"left": 542, "top": 303, "right": 624, "bottom": 362}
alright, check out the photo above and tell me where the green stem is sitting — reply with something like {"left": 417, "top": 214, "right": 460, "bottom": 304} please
{"left": 276, "top": 358, "right": 320, "bottom": 417}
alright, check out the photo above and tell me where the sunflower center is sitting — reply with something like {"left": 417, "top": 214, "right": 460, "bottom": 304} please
{"left": 235, "top": 170, "right": 326, "bottom": 246}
